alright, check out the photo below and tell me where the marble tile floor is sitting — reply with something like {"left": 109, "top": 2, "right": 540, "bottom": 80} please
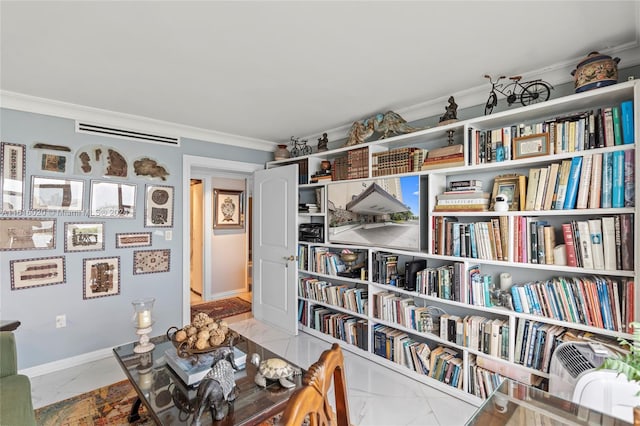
{"left": 30, "top": 315, "right": 478, "bottom": 425}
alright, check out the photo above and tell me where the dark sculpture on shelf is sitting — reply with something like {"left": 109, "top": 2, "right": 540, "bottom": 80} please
{"left": 317, "top": 133, "right": 329, "bottom": 152}
{"left": 191, "top": 346, "right": 239, "bottom": 425}
{"left": 345, "top": 110, "right": 422, "bottom": 147}
{"left": 439, "top": 96, "right": 458, "bottom": 124}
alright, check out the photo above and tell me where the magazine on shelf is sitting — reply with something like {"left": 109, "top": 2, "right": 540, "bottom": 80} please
{"left": 164, "top": 346, "right": 247, "bottom": 386}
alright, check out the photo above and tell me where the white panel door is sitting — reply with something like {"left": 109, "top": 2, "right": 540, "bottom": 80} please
{"left": 252, "top": 164, "right": 298, "bottom": 334}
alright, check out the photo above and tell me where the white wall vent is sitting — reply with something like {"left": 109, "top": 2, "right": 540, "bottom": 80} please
{"left": 76, "top": 121, "right": 180, "bottom": 146}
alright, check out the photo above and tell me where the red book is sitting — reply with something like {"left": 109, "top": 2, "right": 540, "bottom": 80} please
{"left": 562, "top": 223, "right": 578, "bottom": 267}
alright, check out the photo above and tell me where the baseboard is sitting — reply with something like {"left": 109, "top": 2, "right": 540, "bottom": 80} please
{"left": 19, "top": 346, "right": 114, "bottom": 379}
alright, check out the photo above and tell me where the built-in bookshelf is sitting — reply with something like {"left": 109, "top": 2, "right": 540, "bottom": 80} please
{"left": 265, "top": 80, "right": 638, "bottom": 406}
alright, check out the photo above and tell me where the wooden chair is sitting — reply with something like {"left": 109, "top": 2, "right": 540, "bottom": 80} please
{"left": 278, "top": 343, "right": 350, "bottom": 426}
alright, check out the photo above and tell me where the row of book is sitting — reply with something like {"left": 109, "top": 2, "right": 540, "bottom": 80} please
{"left": 310, "top": 247, "right": 348, "bottom": 276}
{"left": 372, "top": 252, "right": 400, "bottom": 286}
{"left": 331, "top": 147, "right": 369, "bottom": 181}
{"left": 297, "top": 244, "right": 309, "bottom": 271}
{"left": 510, "top": 276, "right": 634, "bottom": 333}
{"left": 514, "top": 319, "right": 567, "bottom": 372}
{"left": 432, "top": 216, "right": 509, "bottom": 261}
{"left": 558, "top": 215, "right": 634, "bottom": 271}
{"left": 298, "top": 277, "right": 368, "bottom": 315}
{"left": 421, "top": 144, "right": 465, "bottom": 170}
{"left": 468, "top": 357, "right": 506, "bottom": 400}
{"left": 371, "top": 147, "right": 426, "bottom": 177}
{"left": 301, "top": 302, "right": 368, "bottom": 351}
{"left": 523, "top": 149, "right": 634, "bottom": 212}
{"left": 439, "top": 314, "right": 510, "bottom": 360}
{"left": 469, "top": 100, "right": 634, "bottom": 165}
{"left": 372, "top": 326, "right": 465, "bottom": 390}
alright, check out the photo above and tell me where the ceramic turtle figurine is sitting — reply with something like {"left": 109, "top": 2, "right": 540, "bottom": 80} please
{"left": 250, "top": 353, "right": 301, "bottom": 389}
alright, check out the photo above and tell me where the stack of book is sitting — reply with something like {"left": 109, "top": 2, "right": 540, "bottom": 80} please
{"left": 434, "top": 179, "right": 489, "bottom": 212}
{"left": 421, "top": 144, "right": 464, "bottom": 170}
{"left": 298, "top": 203, "right": 320, "bottom": 213}
{"left": 310, "top": 171, "right": 332, "bottom": 183}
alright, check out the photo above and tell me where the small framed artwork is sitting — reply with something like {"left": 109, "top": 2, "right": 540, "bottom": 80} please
{"left": 116, "top": 232, "right": 152, "bottom": 248}
{"left": 31, "top": 176, "right": 84, "bottom": 211}
{"left": 10, "top": 256, "right": 66, "bottom": 290}
{"left": 213, "top": 189, "right": 244, "bottom": 229}
{"left": 133, "top": 249, "right": 170, "bottom": 274}
{"left": 0, "top": 218, "right": 56, "bottom": 250}
{"left": 1, "top": 142, "right": 26, "bottom": 212}
{"left": 41, "top": 153, "right": 67, "bottom": 173}
{"left": 64, "top": 222, "right": 105, "bottom": 252}
{"left": 89, "top": 181, "right": 136, "bottom": 218}
{"left": 145, "top": 185, "right": 174, "bottom": 227}
{"left": 83, "top": 256, "right": 120, "bottom": 299}
{"left": 490, "top": 174, "right": 522, "bottom": 211}
{"left": 512, "top": 133, "right": 550, "bottom": 160}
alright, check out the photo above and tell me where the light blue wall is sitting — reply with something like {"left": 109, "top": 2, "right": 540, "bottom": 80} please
{"left": 0, "top": 108, "right": 270, "bottom": 369}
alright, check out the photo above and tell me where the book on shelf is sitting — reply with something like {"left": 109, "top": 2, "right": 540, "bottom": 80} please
{"left": 600, "top": 151, "right": 613, "bottom": 208}
{"left": 620, "top": 99, "right": 634, "bottom": 144}
{"left": 563, "top": 156, "right": 583, "bottom": 209}
{"left": 553, "top": 159, "right": 572, "bottom": 209}
{"left": 164, "top": 346, "right": 247, "bottom": 386}
{"left": 603, "top": 107, "right": 615, "bottom": 147}
{"left": 575, "top": 220, "right": 594, "bottom": 269}
{"left": 620, "top": 213, "right": 634, "bottom": 271}
{"left": 611, "top": 105, "right": 623, "bottom": 146}
{"left": 587, "top": 219, "right": 605, "bottom": 270}
{"left": 575, "top": 155, "right": 592, "bottom": 209}
{"left": 533, "top": 166, "right": 548, "bottom": 211}
{"left": 611, "top": 150, "right": 625, "bottom": 208}
{"left": 542, "top": 162, "right": 560, "bottom": 210}
{"left": 588, "top": 153, "right": 603, "bottom": 209}
{"left": 624, "top": 149, "right": 635, "bottom": 207}
{"left": 524, "top": 168, "right": 540, "bottom": 211}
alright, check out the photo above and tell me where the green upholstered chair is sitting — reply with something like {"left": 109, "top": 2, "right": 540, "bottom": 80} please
{"left": 0, "top": 331, "right": 36, "bottom": 426}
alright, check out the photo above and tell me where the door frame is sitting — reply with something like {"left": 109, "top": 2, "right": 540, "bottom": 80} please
{"left": 182, "top": 155, "right": 263, "bottom": 326}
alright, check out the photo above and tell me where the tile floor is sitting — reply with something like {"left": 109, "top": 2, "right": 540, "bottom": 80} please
{"left": 30, "top": 307, "right": 479, "bottom": 425}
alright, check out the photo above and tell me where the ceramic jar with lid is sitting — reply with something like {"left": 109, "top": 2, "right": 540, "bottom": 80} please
{"left": 273, "top": 144, "right": 290, "bottom": 161}
{"left": 571, "top": 51, "right": 620, "bottom": 93}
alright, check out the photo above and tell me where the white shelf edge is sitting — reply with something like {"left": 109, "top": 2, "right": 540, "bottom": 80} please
{"left": 430, "top": 207, "right": 635, "bottom": 217}
{"left": 299, "top": 296, "right": 367, "bottom": 320}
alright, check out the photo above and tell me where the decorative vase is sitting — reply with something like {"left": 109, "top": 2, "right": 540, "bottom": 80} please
{"left": 274, "top": 144, "right": 290, "bottom": 161}
{"left": 571, "top": 51, "right": 620, "bottom": 93}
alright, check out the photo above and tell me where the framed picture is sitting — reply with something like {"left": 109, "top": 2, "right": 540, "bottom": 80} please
{"left": 83, "top": 256, "right": 120, "bottom": 299}
{"left": 31, "top": 176, "right": 84, "bottom": 211}
{"left": 0, "top": 218, "right": 56, "bottom": 250}
{"left": 11, "top": 256, "right": 65, "bottom": 290}
{"left": 1, "top": 142, "right": 26, "bottom": 212}
{"left": 145, "top": 185, "right": 174, "bottom": 227}
{"left": 512, "top": 133, "right": 550, "bottom": 160}
{"left": 133, "top": 249, "right": 170, "bottom": 274}
{"left": 213, "top": 189, "right": 244, "bottom": 229}
{"left": 89, "top": 180, "right": 136, "bottom": 218}
{"left": 65, "top": 222, "right": 104, "bottom": 252}
{"left": 490, "top": 174, "right": 522, "bottom": 211}
{"left": 116, "top": 232, "right": 152, "bottom": 248}
{"left": 41, "top": 153, "right": 67, "bottom": 173}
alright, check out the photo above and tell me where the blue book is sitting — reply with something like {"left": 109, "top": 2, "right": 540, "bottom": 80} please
{"left": 511, "top": 285, "right": 523, "bottom": 312}
{"left": 611, "top": 150, "right": 624, "bottom": 208}
{"left": 483, "top": 275, "right": 492, "bottom": 307}
{"left": 469, "top": 223, "right": 478, "bottom": 258}
{"left": 600, "top": 152, "right": 613, "bottom": 208}
{"left": 625, "top": 149, "right": 635, "bottom": 207}
{"left": 452, "top": 223, "right": 461, "bottom": 257}
{"left": 563, "top": 156, "right": 583, "bottom": 209}
{"left": 621, "top": 100, "right": 635, "bottom": 144}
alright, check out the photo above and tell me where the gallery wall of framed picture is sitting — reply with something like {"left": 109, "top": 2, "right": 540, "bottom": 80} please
{"left": 0, "top": 139, "right": 175, "bottom": 299}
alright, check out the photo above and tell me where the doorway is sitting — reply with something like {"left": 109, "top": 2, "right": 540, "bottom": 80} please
{"left": 182, "top": 155, "right": 263, "bottom": 325}
{"left": 190, "top": 179, "right": 204, "bottom": 304}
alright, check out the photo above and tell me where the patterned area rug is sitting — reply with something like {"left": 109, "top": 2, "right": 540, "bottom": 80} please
{"left": 35, "top": 379, "right": 154, "bottom": 426}
{"left": 191, "top": 297, "right": 252, "bottom": 321}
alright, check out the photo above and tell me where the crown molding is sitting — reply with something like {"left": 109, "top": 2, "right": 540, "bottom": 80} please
{"left": 0, "top": 90, "right": 277, "bottom": 152}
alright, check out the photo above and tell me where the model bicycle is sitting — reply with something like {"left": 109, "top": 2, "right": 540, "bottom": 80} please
{"left": 484, "top": 74, "right": 553, "bottom": 115}
{"left": 290, "top": 136, "right": 311, "bottom": 157}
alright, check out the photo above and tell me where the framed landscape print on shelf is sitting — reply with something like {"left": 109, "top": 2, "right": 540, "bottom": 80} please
{"left": 145, "top": 184, "right": 174, "bottom": 227}
{"left": 83, "top": 257, "right": 120, "bottom": 299}
{"left": 133, "top": 249, "right": 170, "bottom": 274}
{"left": 0, "top": 218, "right": 56, "bottom": 251}
{"left": 10, "top": 256, "right": 65, "bottom": 290}
{"left": 31, "top": 176, "right": 84, "bottom": 212}
{"left": 64, "top": 222, "right": 104, "bottom": 252}
{"left": 116, "top": 232, "right": 152, "bottom": 248}
{"left": 1, "top": 142, "right": 26, "bottom": 212}
{"left": 213, "top": 189, "right": 244, "bottom": 229}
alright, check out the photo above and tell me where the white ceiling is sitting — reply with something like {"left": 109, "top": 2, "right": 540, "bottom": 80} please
{"left": 1, "top": 1, "right": 639, "bottom": 149}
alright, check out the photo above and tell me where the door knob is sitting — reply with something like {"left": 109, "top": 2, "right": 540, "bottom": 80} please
{"left": 283, "top": 255, "right": 295, "bottom": 261}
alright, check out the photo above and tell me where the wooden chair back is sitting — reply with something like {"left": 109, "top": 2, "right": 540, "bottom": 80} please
{"left": 278, "top": 343, "right": 350, "bottom": 426}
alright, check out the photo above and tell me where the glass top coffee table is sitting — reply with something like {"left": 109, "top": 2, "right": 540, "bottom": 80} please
{"left": 113, "top": 333, "right": 303, "bottom": 425}
{"left": 465, "top": 378, "right": 632, "bottom": 425}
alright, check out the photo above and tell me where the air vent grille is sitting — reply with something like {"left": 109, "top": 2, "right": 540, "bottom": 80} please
{"left": 555, "top": 344, "right": 595, "bottom": 378}
{"left": 76, "top": 122, "right": 180, "bottom": 146}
